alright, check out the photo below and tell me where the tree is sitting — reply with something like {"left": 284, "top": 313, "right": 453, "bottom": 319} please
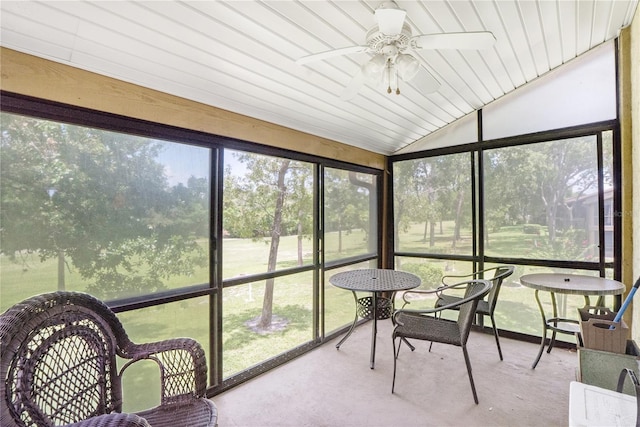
{"left": 393, "top": 154, "right": 471, "bottom": 253}
{"left": 430, "top": 154, "right": 472, "bottom": 247}
{"left": 223, "top": 152, "right": 313, "bottom": 330}
{"left": 0, "top": 113, "right": 206, "bottom": 299}
{"left": 292, "top": 167, "right": 314, "bottom": 264}
{"left": 412, "top": 158, "right": 446, "bottom": 246}
{"left": 324, "top": 169, "right": 371, "bottom": 254}
{"left": 535, "top": 137, "right": 598, "bottom": 243}
{"left": 348, "top": 171, "right": 377, "bottom": 251}
{"left": 483, "top": 136, "right": 600, "bottom": 259}
{"left": 391, "top": 160, "right": 413, "bottom": 257}
{"left": 483, "top": 147, "right": 540, "bottom": 246}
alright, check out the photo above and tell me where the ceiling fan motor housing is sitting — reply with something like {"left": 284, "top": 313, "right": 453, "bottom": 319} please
{"left": 366, "top": 22, "right": 412, "bottom": 55}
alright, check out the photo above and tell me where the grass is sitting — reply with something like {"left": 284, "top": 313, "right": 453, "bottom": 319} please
{"left": 1, "top": 223, "right": 594, "bottom": 411}
{"left": 0, "top": 231, "right": 365, "bottom": 412}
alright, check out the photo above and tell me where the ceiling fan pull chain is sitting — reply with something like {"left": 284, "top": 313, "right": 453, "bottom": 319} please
{"left": 387, "top": 58, "right": 393, "bottom": 94}
{"left": 394, "top": 63, "right": 400, "bottom": 95}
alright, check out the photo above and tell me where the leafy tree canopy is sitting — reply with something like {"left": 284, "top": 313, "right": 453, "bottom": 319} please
{"left": 1, "top": 113, "right": 207, "bottom": 299}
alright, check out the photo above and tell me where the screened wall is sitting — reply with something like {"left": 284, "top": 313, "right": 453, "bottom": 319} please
{"left": 390, "top": 40, "right": 620, "bottom": 341}
{"left": 0, "top": 33, "right": 627, "bottom": 403}
{"left": 0, "top": 97, "right": 381, "bottom": 403}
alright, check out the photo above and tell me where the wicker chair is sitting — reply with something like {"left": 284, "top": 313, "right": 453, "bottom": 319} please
{"left": 391, "top": 279, "right": 492, "bottom": 404}
{"left": 434, "top": 265, "right": 515, "bottom": 360}
{"left": 0, "top": 292, "right": 218, "bottom": 427}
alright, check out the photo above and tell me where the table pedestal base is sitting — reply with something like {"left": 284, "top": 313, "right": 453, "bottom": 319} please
{"left": 329, "top": 269, "right": 421, "bottom": 369}
{"left": 336, "top": 291, "right": 393, "bottom": 369}
{"left": 520, "top": 273, "right": 625, "bottom": 370}
{"left": 532, "top": 290, "right": 584, "bottom": 369}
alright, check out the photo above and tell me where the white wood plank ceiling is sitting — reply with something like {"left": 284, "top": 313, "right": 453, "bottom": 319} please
{"left": 1, "top": 1, "right": 637, "bottom": 155}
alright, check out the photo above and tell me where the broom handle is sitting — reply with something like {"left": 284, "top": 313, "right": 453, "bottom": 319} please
{"left": 612, "top": 276, "right": 640, "bottom": 323}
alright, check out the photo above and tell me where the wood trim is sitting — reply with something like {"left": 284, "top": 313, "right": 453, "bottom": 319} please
{"left": 619, "top": 18, "right": 638, "bottom": 332}
{"left": 0, "top": 47, "right": 385, "bottom": 170}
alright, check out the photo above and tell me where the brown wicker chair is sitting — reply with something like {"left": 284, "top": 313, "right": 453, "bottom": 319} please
{"left": 67, "top": 413, "right": 151, "bottom": 427}
{"left": 391, "top": 279, "right": 492, "bottom": 404}
{"left": 0, "top": 292, "right": 217, "bottom": 427}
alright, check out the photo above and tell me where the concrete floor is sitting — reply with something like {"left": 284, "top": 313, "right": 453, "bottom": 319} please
{"left": 214, "top": 320, "right": 578, "bottom": 427}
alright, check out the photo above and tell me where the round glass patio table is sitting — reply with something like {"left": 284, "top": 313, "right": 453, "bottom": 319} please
{"left": 520, "top": 273, "right": 625, "bottom": 369}
{"left": 329, "top": 268, "right": 420, "bottom": 369}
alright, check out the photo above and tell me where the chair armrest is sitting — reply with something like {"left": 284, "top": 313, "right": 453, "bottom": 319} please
{"left": 120, "top": 338, "right": 208, "bottom": 405}
{"left": 400, "top": 288, "right": 435, "bottom": 307}
{"left": 401, "top": 282, "right": 469, "bottom": 307}
{"left": 441, "top": 267, "right": 503, "bottom": 285}
{"left": 441, "top": 272, "right": 475, "bottom": 286}
{"left": 392, "top": 302, "right": 462, "bottom": 326}
{"left": 66, "top": 413, "right": 151, "bottom": 427}
{"left": 394, "top": 281, "right": 490, "bottom": 325}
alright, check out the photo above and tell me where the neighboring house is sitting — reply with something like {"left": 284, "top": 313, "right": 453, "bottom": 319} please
{"left": 567, "top": 187, "right": 614, "bottom": 261}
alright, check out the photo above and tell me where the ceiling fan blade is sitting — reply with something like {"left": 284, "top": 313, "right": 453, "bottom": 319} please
{"left": 296, "top": 45, "right": 369, "bottom": 65}
{"left": 410, "top": 66, "right": 440, "bottom": 95}
{"left": 340, "top": 68, "right": 366, "bottom": 101}
{"left": 411, "top": 32, "right": 496, "bottom": 50}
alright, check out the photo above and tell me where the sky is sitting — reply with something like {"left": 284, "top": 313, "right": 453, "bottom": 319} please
{"left": 155, "top": 141, "right": 246, "bottom": 186}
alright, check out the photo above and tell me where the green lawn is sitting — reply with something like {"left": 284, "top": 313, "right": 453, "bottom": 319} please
{"left": 1, "top": 223, "right": 594, "bottom": 411}
{"left": 0, "top": 231, "right": 363, "bottom": 412}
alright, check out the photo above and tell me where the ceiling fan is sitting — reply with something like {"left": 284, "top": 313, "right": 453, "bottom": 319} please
{"left": 296, "top": 1, "right": 496, "bottom": 100}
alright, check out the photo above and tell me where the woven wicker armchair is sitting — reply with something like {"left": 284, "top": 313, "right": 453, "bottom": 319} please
{"left": 0, "top": 292, "right": 217, "bottom": 427}
{"left": 391, "top": 279, "right": 492, "bottom": 404}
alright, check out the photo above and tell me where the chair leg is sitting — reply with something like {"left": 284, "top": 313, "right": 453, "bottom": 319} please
{"left": 392, "top": 335, "right": 399, "bottom": 393}
{"left": 490, "top": 314, "right": 503, "bottom": 361}
{"left": 462, "top": 345, "right": 479, "bottom": 404}
{"left": 402, "top": 337, "right": 415, "bottom": 351}
{"left": 547, "top": 329, "right": 557, "bottom": 354}
{"left": 395, "top": 334, "right": 403, "bottom": 358}
{"left": 428, "top": 310, "right": 442, "bottom": 353}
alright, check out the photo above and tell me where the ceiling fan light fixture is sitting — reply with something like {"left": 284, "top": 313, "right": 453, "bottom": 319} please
{"left": 396, "top": 53, "right": 420, "bottom": 81}
{"left": 361, "top": 54, "right": 387, "bottom": 81}
{"left": 375, "top": 2, "right": 406, "bottom": 35}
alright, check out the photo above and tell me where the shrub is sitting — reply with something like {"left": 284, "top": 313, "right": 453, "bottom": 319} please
{"left": 523, "top": 224, "right": 541, "bottom": 235}
{"left": 400, "top": 263, "right": 443, "bottom": 289}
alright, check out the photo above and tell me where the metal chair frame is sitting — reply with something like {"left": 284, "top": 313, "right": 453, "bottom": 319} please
{"left": 391, "top": 280, "right": 492, "bottom": 404}
{"left": 433, "top": 265, "right": 515, "bottom": 360}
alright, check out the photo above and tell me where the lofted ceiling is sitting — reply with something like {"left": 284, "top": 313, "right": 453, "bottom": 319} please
{"left": 0, "top": 1, "right": 638, "bottom": 155}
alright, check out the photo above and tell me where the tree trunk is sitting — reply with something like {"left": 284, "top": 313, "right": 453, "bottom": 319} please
{"left": 422, "top": 221, "right": 428, "bottom": 242}
{"left": 394, "top": 201, "right": 404, "bottom": 255}
{"left": 453, "top": 190, "right": 464, "bottom": 245}
{"left": 259, "top": 160, "right": 290, "bottom": 329}
{"left": 348, "top": 171, "right": 376, "bottom": 253}
{"left": 429, "top": 221, "right": 435, "bottom": 247}
{"left": 541, "top": 184, "right": 559, "bottom": 244}
{"left": 297, "top": 210, "right": 303, "bottom": 266}
{"left": 57, "top": 249, "right": 65, "bottom": 291}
